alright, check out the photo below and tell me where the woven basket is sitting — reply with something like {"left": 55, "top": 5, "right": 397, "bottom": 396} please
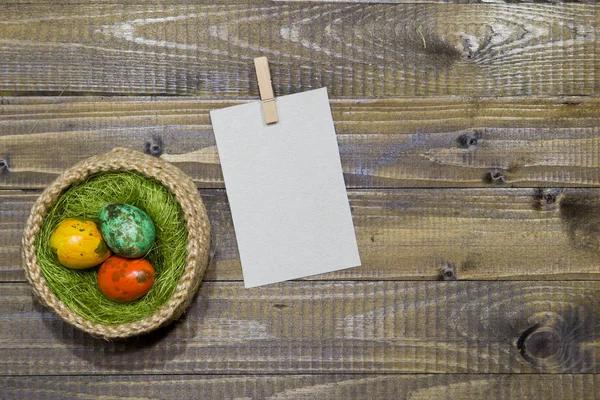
{"left": 22, "top": 148, "right": 211, "bottom": 340}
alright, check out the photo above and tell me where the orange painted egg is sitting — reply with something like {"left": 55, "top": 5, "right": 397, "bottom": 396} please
{"left": 49, "top": 218, "right": 111, "bottom": 269}
{"left": 97, "top": 256, "right": 155, "bottom": 303}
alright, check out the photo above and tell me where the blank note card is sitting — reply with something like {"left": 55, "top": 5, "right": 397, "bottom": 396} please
{"left": 210, "top": 88, "right": 361, "bottom": 288}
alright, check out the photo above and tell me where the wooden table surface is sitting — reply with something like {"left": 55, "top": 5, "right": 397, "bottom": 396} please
{"left": 2, "top": 1, "right": 600, "bottom": 399}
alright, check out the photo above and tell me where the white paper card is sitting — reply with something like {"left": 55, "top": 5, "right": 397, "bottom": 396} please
{"left": 210, "top": 88, "right": 361, "bottom": 288}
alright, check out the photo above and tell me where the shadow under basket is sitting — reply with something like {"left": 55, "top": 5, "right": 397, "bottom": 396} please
{"left": 22, "top": 148, "right": 211, "bottom": 340}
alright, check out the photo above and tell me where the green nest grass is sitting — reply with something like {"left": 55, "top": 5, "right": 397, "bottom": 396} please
{"left": 36, "top": 171, "right": 188, "bottom": 325}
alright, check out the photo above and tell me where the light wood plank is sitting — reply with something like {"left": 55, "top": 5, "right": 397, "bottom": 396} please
{"left": 3, "top": 188, "right": 600, "bottom": 282}
{"left": 2, "top": 374, "right": 599, "bottom": 399}
{"left": 2, "top": 96, "right": 600, "bottom": 189}
{"left": 1, "top": 4, "right": 598, "bottom": 96}
{"left": 1, "top": 281, "right": 599, "bottom": 374}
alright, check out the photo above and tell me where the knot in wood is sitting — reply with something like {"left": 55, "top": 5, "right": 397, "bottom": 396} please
{"left": 522, "top": 327, "right": 562, "bottom": 359}
{"left": 0, "top": 158, "right": 8, "bottom": 173}
{"left": 517, "top": 323, "right": 564, "bottom": 369}
{"left": 544, "top": 193, "right": 556, "bottom": 205}
{"left": 534, "top": 189, "right": 563, "bottom": 212}
{"left": 144, "top": 136, "right": 164, "bottom": 157}
{"left": 440, "top": 262, "right": 456, "bottom": 281}
{"left": 488, "top": 168, "right": 506, "bottom": 184}
{"left": 516, "top": 308, "right": 590, "bottom": 372}
{"left": 456, "top": 130, "right": 481, "bottom": 149}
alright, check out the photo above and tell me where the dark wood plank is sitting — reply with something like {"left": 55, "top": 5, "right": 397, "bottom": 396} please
{"left": 1, "top": 4, "right": 598, "bottom": 96}
{"left": 2, "top": 374, "right": 599, "bottom": 399}
{"left": 284, "top": 0, "right": 597, "bottom": 2}
{"left": 2, "top": 96, "right": 600, "bottom": 189}
{"left": 5, "top": 0, "right": 597, "bottom": 4}
{"left": 1, "top": 281, "right": 599, "bottom": 374}
{"left": 4, "top": 188, "right": 600, "bottom": 282}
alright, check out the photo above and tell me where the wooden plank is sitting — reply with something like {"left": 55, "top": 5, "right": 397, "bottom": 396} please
{"left": 284, "top": 0, "right": 596, "bottom": 3}
{"left": 1, "top": 281, "right": 599, "bottom": 374}
{"left": 5, "top": 0, "right": 597, "bottom": 4}
{"left": 2, "top": 375, "right": 599, "bottom": 399}
{"left": 1, "top": 4, "right": 598, "bottom": 96}
{"left": 3, "top": 188, "right": 600, "bottom": 282}
{"left": 4, "top": 0, "right": 597, "bottom": 3}
{"left": 2, "top": 96, "right": 600, "bottom": 189}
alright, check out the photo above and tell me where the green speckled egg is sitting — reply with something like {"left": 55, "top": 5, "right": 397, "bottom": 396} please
{"left": 98, "top": 203, "right": 156, "bottom": 258}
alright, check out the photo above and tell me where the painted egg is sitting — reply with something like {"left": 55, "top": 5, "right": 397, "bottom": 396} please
{"left": 98, "top": 203, "right": 156, "bottom": 258}
{"left": 97, "top": 255, "right": 155, "bottom": 303}
{"left": 49, "top": 218, "right": 111, "bottom": 269}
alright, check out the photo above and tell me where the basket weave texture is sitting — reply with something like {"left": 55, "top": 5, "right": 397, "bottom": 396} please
{"left": 22, "top": 148, "right": 211, "bottom": 339}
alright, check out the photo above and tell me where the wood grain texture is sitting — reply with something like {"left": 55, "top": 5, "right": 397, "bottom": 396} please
{"left": 283, "top": 0, "right": 598, "bottom": 3}
{"left": 1, "top": 4, "right": 598, "bottom": 96}
{"left": 2, "top": 375, "right": 599, "bottom": 400}
{"left": 2, "top": 281, "right": 599, "bottom": 374}
{"left": 5, "top": 0, "right": 597, "bottom": 4}
{"left": 2, "top": 0, "right": 600, "bottom": 393}
{"left": 2, "top": 96, "right": 600, "bottom": 189}
{"left": 3, "top": 188, "right": 600, "bottom": 282}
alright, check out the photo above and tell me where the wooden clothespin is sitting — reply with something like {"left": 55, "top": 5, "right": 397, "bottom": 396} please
{"left": 254, "top": 56, "right": 278, "bottom": 124}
